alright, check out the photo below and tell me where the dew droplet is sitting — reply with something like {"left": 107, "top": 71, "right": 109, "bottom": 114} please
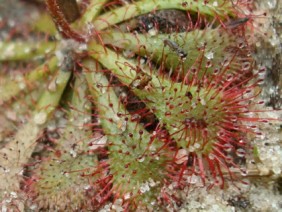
{"left": 6, "top": 110, "right": 17, "bottom": 121}
{"left": 213, "top": 1, "right": 218, "bottom": 6}
{"left": 122, "top": 49, "right": 134, "bottom": 58}
{"left": 33, "top": 111, "right": 47, "bottom": 125}
{"left": 84, "top": 185, "right": 91, "bottom": 190}
{"left": 124, "top": 192, "right": 131, "bottom": 200}
{"left": 213, "top": 68, "right": 220, "bottom": 75}
{"left": 151, "top": 201, "right": 156, "bottom": 206}
{"left": 4, "top": 168, "right": 10, "bottom": 173}
{"left": 194, "top": 143, "right": 201, "bottom": 149}
{"left": 214, "top": 177, "right": 222, "bottom": 186}
{"left": 230, "top": 116, "right": 238, "bottom": 122}
{"left": 148, "top": 178, "right": 157, "bottom": 187}
{"left": 130, "top": 114, "right": 141, "bottom": 122}
{"left": 225, "top": 155, "right": 233, "bottom": 164}
{"left": 236, "top": 38, "right": 245, "bottom": 49}
{"left": 208, "top": 153, "right": 215, "bottom": 160}
{"left": 24, "top": 48, "right": 31, "bottom": 54}
{"left": 165, "top": 111, "right": 171, "bottom": 116}
{"left": 15, "top": 74, "right": 26, "bottom": 90}
{"left": 148, "top": 28, "right": 158, "bottom": 36}
{"left": 238, "top": 139, "right": 247, "bottom": 145}
{"left": 84, "top": 117, "right": 91, "bottom": 124}
{"left": 70, "top": 148, "right": 77, "bottom": 157}
{"left": 223, "top": 143, "right": 233, "bottom": 152}
{"left": 255, "top": 131, "right": 265, "bottom": 139}
{"left": 226, "top": 74, "right": 233, "bottom": 81}
{"left": 47, "top": 79, "right": 57, "bottom": 92}
{"left": 190, "top": 67, "right": 197, "bottom": 74}
{"left": 261, "top": 119, "right": 269, "bottom": 123}
{"left": 233, "top": 125, "right": 239, "bottom": 130}
{"left": 249, "top": 125, "right": 257, "bottom": 129}
{"left": 236, "top": 148, "right": 246, "bottom": 157}
{"left": 182, "top": 1, "right": 188, "bottom": 7}
{"left": 257, "top": 100, "right": 265, "bottom": 105}
{"left": 244, "top": 88, "right": 252, "bottom": 94}
{"left": 204, "top": 51, "right": 214, "bottom": 60}
{"left": 240, "top": 168, "right": 247, "bottom": 176}
{"left": 140, "top": 182, "right": 150, "bottom": 193}
{"left": 257, "top": 79, "right": 264, "bottom": 85}
{"left": 55, "top": 77, "right": 64, "bottom": 85}
{"left": 29, "top": 204, "right": 37, "bottom": 210}
{"left": 238, "top": 41, "right": 245, "bottom": 49}
{"left": 200, "top": 98, "right": 206, "bottom": 105}
{"left": 175, "top": 149, "right": 188, "bottom": 164}
{"left": 137, "top": 156, "right": 145, "bottom": 162}
{"left": 258, "top": 67, "right": 266, "bottom": 74}
{"left": 222, "top": 59, "right": 230, "bottom": 67}
{"left": 242, "top": 62, "right": 251, "bottom": 70}
{"left": 217, "top": 131, "right": 225, "bottom": 138}
{"left": 18, "top": 82, "right": 26, "bottom": 90}
{"left": 205, "top": 60, "right": 212, "bottom": 68}
{"left": 88, "top": 136, "right": 107, "bottom": 150}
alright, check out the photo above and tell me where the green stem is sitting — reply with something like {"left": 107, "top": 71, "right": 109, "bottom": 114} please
{"left": 62, "top": 73, "right": 92, "bottom": 150}
{"left": 35, "top": 69, "right": 71, "bottom": 114}
{"left": 69, "top": 75, "right": 91, "bottom": 117}
{"left": 76, "top": 0, "right": 109, "bottom": 26}
{"left": 83, "top": 59, "right": 121, "bottom": 134}
{"left": 93, "top": 0, "right": 234, "bottom": 30}
{"left": 88, "top": 42, "right": 135, "bottom": 84}
{"left": 88, "top": 41, "right": 160, "bottom": 87}
{"left": 0, "top": 41, "right": 55, "bottom": 61}
{"left": 0, "top": 56, "right": 58, "bottom": 104}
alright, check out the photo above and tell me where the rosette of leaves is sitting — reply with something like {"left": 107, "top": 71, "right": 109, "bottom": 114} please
{"left": 0, "top": 0, "right": 269, "bottom": 210}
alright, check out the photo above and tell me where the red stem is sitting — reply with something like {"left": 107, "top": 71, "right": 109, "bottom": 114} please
{"left": 45, "top": 0, "right": 86, "bottom": 42}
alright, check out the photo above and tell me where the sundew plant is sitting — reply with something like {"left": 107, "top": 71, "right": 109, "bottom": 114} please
{"left": 0, "top": 0, "right": 276, "bottom": 211}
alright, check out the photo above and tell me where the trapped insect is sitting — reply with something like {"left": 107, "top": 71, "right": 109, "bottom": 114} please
{"left": 163, "top": 39, "right": 187, "bottom": 60}
{"left": 226, "top": 17, "right": 249, "bottom": 29}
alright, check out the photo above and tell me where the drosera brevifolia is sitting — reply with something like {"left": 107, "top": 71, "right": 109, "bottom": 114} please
{"left": 0, "top": 0, "right": 280, "bottom": 211}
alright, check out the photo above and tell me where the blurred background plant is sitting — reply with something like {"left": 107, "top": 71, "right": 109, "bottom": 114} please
{"left": 0, "top": 0, "right": 281, "bottom": 211}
